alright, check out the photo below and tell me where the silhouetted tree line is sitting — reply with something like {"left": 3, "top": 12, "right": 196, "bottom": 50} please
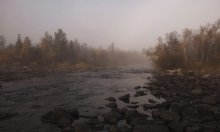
{"left": 0, "top": 29, "right": 144, "bottom": 71}
{"left": 146, "top": 19, "right": 220, "bottom": 71}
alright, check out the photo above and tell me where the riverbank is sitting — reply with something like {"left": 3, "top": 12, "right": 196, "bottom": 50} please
{"left": 39, "top": 72, "right": 220, "bottom": 132}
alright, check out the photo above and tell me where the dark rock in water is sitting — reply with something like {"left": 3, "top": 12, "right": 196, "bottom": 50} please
{"left": 136, "top": 90, "right": 145, "bottom": 96}
{"left": 186, "top": 125, "right": 200, "bottom": 132}
{"left": 57, "top": 116, "right": 72, "bottom": 129}
{"left": 62, "top": 126, "right": 74, "bottom": 132}
{"left": 41, "top": 108, "right": 73, "bottom": 124}
{"left": 103, "top": 109, "right": 123, "bottom": 124}
{"left": 143, "top": 102, "right": 169, "bottom": 110}
{"left": 0, "top": 112, "right": 18, "bottom": 121}
{"left": 129, "top": 117, "right": 149, "bottom": 127}
{"left": 181, "top": 107, "right": 198, "bottom": 120}
{"left": 167, "top": 121, "right": 183, "bottom": 132}
{"left": 202, "top": 95, "right": 216, "bottom": 105}
{"left": 86, "top": 118, "right": 104, "bottom": 130}
{"left": 106, "top": 103, "right": 118, "bottom": 109}
{"left": 74, "top": 123, "right": 92, "bottom": 132}
{"left": 108, "top": 125, "right": 120, "bottom": 132}
{"left": 152, "top": 110, "right": 161, "bottom": 119}
{"left": 191, "top": 89, "right": 203, "bottom": 95}
{"left": 134, "top": 86, "right": 141, "bottom": 90}
{"left": 126, "top": 104, "right": 139, "bottom": 109}
{"left": 148, "top": 99, "right": 156, "bottom": 103}
{"left": 124, "top": 110, "right": 148, "bottom": 123}
{"left": 158, "top": 110, "right": 180, "bottom": 122}
{"left": 203, "top": 121, "right": 219, "bottom": 131}
{"left": 118, "top": 94, "right": 130, "bottom": 103}
{"left": 105, "top": 97, "right": 116, "bottom": 102}
{"left": 133, "top": 124, "right": 169, "bottom": 132}
{"left": 66, "top": 108, "right": 79, "bottom": 119}
{"left": 171, "top": 101, "right": 189, "bottom": 112}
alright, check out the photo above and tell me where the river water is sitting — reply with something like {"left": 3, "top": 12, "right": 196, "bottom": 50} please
{"left": 0, "top": 66, "right": 164, "bottom": 132}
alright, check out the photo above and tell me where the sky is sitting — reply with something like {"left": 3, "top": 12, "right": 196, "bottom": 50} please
{"left": 1, "top": 0, "right": 220, "bottom": 50}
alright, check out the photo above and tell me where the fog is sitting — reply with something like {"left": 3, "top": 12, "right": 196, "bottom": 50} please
{"left": 1, "top": 0, "right": 220, "bottom": 50}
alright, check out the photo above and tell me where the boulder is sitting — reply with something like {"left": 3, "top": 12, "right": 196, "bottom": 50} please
{"left": 202, "top": 95, "right": 216, "bottom": 105}
{"left": 118, "top": 94, "right": 130, "bottom": 103}
{"left": 41, "top": 108, "right": 73, "bottom": 124}
{"left": 106, "top": 103, "right": 118, "bottom": 109}
{"left": 158, "top": 110, "right": 180, "bottom": 122}
{"left": 136, "top": 90, "right": 145, "bottom": 96}
{"left": 103, "top": 109, "right": 123, "bottom": 124}
{"left": 105, "top": 97, "right": 116, "bottom": 102}
{"left": 191, "top": 89, "right": 203, "bottom": 95}
{"left": 134, "top": 86, "right": 141, "bottom": 90}
{"left": 74, "top": 123, "right": 92, "bottom": 132}
{"left": 133, "top": 124, "right": 169, "bottom": 132}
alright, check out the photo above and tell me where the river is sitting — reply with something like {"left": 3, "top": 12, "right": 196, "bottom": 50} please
{"left": 0, "top": 66, "right": 164, "bottom": 132}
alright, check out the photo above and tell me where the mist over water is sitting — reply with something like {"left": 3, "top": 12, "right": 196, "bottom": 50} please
{"left": 1, "top": 0, "right": 220, "bottom": 49}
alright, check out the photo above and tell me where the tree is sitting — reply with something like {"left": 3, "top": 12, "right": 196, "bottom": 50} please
{"left": 54, "top": 29, "right": 68, "bottom": 62}
{"left": 0, "top": 35, "right": 6, "bottom": 51}
{"left": 21, "top": 37, "right": 31, "bottom": 64}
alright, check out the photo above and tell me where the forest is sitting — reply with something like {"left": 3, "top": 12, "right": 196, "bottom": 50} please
{"left": 0, "top": 29, "right": 145, "bottom": 72}
{"left": 146, "top": 19, "right": 220, "bottom": 72}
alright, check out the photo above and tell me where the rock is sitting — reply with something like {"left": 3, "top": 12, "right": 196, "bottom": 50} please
{"left": 118, "top": 94, "right": 130, "bottom": 103}
{"left": 136, "top": 90, "right": 145, "bottom": 96}
{"left": 66, "top": 108, "right": 79, "bottom": 119}
{"left": 74, "top": 123, "right": 92, "bottom": 132}
{"left": 108, "top": 125, "right": 120, "bottom": 132}
{"left": 167, "top": 121, "right": 183, "bottom": 132}
{"left": 57, "top": 116, "right": 72, "bottom": 128}
{"left": 134, "top": 86, "right": 141, "bottom": 90}
{"left": 133, "top": 124, "right": 169, "bottom": 132}
{"left": 191, "top": 89, "right": 203, "bottom": 95}
{"left": 129, "top": 117, "right": 149, "bottom": 127}
{"left": 126, "top": 104, "right": 139, "bottom": 109}
{"left": 0, "top": 112, "right": 18, "bottom": 121}
{"left": 0, "top": 84, "right": 2, "bottom": 88}
{"left": 105, "top": 97, "right": 116, "bottom": 102}
{"left": 106, "top": 103, "right": 118, "bottom": 109}
{"left": 181, "top": 107, "right": 198, "bottom": 119}
{"left": 143, "top": 102, "right": 169, "bottom": 110}
{"left": 148, "top": 99, "right": 157, "bottom": 103}
{"left": 86, "top": 118, "right": 104, "bottom": 130}
{"left": 203, "top": 121, "right": 218, "bottom": 131}
{"left": 158, "top": 110, "right": 180, "bottom": 122}
{"left": 171, "top": 101, "right": 189, "bottom": 112}
{"left": 103, "top": 109, "right": 123, "bottom": 124}
{"left": 124, "top": 110, "right": 148, "bottom": 123}
{"left": 41, "top": 108, "right": 73, "bottom": 124}
{"left": 62, "top": 126, "right": 74, "bottom": 132}
{"left": 202, "top": 95, "right": 216, "bottom": 105}
{"left": 186, "top": 125, "right": 200, "bottom": 132}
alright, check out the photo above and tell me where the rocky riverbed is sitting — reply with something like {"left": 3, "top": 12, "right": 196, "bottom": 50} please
{"left": 1, "top": 68, "right": 220, "bottom": 132}
{"left": 40, "top": 72, "right": 220, "bottom": 132}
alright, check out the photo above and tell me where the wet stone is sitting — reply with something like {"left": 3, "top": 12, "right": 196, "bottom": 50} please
{"left": 126, "top": 104, "right": 139, "bottom": 109}
{"left": 103, "top": 109, "right": 123, "bottom": 124}
{"left": 74, "top": 123, "right": 92, "bottom": 132}
{"left": 136, "top": 90, "right": 145, "bottom": 96}
{"left": 133, "top": 124, "right": 169, "bottom": 132}
{"left": 158, "top": 110, "right": 180, "bottom": 122}
{"left": 118, "top": 94, "right": 130, "bottom": 103}
{"left": 0, "top": 112, "right": 18, "bottom": 121}
{"left": 105, "top": 97, "right": 116, "bottom": 102}
{"left": 106, "top": 103, "right": 118, "bottom": 109}
{"left": 134, "top": 86, "right": 141, "bottom": 90}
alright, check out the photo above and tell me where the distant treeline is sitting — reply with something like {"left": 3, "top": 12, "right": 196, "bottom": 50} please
{"left": 146, "top": 19, "right": 220, "bottom": 72}
{"left": 0, "top": 29, "right": 145, "bottom": 71}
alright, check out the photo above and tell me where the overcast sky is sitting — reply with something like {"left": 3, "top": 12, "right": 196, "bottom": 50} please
{"left": 1, "top": 0, "right": 220, "bottom": 50}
